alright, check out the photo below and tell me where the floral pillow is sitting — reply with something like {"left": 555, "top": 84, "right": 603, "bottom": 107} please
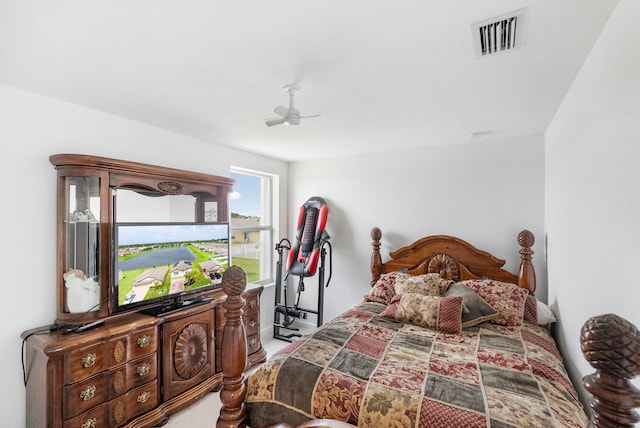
{"left": 393, "top": 273, "right": 453, "bottom": 296}
{"left": 364, "top": 271, "right": 410, "bottom": 305}
{"left": 444, "top": 282, "right": 498, "bottom": 328}
{"left": 461, "top": 279, "right": 529, "bottom": 327}
{"left": 380, "top": 293, "right": 463, "bottom": 334}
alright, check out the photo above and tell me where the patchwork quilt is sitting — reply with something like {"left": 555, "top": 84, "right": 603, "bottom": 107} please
{"left": 246, "top": 302, "right": 587, "bottom": 428}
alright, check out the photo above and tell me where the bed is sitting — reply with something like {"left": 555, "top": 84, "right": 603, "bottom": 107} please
{"left": 216, "top": 228, "right": 640, "bottom": 428}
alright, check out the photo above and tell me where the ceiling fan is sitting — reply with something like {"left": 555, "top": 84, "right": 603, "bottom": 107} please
{"left": 265, "top": 84, "right": 320, "bottom": 127}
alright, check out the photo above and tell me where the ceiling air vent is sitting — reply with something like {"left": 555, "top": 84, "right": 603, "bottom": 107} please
{"left": 472, "top": 9, "right": 527, "bottom": 58}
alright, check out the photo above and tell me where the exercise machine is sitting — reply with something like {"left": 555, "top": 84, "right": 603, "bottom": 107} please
{"left": 273, "top": 196, "right": 332, "bottom": 342}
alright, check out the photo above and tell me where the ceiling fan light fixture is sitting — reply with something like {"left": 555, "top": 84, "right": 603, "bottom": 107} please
{"left": 264, "top": 84, "right": 319, "bottom": 128}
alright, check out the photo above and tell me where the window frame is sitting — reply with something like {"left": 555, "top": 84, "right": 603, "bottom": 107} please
{"left": 229, "top": 166, "right": 278, "bottom": 286}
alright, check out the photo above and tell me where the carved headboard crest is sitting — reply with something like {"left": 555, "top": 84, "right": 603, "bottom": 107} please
{"left": 400, "top": 254, "right": 461, "bottom": 280}
{"left": 427, "top": 253, "right": 460, "bottom": 280}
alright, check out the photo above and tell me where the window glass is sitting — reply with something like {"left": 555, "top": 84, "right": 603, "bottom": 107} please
{"left": 230, "top": 169, "right": 275, "bottom": 284}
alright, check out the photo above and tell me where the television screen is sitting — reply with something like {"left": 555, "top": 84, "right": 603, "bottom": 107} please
{"left": 114, "top": 223, "right": 229, "bottom": 312}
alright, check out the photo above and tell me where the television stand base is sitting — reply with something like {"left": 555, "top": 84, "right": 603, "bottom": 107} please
{"left": 142, "top": 296, "right": 215, "bottom": 317}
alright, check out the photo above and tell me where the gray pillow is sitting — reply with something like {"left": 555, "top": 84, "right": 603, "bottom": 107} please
{"left": 445, "top": 282, "right": 498, "bottom": 328}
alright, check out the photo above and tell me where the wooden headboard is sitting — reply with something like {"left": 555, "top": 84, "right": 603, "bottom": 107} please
{"left": 369, "top": 227, "right": 536, "bottom": 294}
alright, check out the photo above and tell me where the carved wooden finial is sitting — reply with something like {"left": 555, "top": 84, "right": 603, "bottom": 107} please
{"left": 517, "top": 229, "right": 535, "bottom": 249}
{"left": 221, "top": 265, "right": 248, "bottom": 299}
{"left": 516, "top": 230, "right": 536, "bottom": 294}
{"left": 371, "top": 227, "right": 383, "bottom": 286}
{"left": 581, "top": 314, "right": 640, "bottom": 427}
{"left": 371, "top": 227, "right": 382, "bottom": 242}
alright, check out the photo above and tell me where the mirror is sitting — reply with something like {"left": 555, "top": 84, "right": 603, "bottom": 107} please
{"left": 115, "top": 189, "right": 197, "bottom": 222}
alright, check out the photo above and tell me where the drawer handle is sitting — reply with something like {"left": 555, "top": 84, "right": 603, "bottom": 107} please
{"left": 249, "top": 338, "right": 257, "bottom": 348}
{"left": 81, "top": 353, "right": 97, "bottom": 368}
{"left": 137, "top": 391, "right": 151, "bottom": 403}
{"left": 248, "top": 300, "right": 256, "bottom": 309}
{"left": 81, "top": 418, "right": 97, "bottom": 428}
{"left": 249, "top": 320, "right": 256, "bottom": 328}
{"left": 80, "top": 385, "right": 97, "bottom": 401}
{"left": 137, "top": 335, "right": 151, "bottom": 348}
{"left": 137, "top": 363, "right": 151, "bottom": 377}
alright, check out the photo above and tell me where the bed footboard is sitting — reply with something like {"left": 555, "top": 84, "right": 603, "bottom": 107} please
{"left": 581, "top": 313, "right": 640, "bottom": 427}
{"left": 216, "top": 237, "right": 640, "bottom": 428}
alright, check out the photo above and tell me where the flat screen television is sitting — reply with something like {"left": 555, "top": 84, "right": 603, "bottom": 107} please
{"left": 113, "top": 222, "right": 229, "bottom": 314}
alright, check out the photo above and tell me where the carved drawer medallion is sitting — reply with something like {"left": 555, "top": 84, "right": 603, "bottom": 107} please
{"left": 173, "top": 323, "right": 208, "bottom": 379}
{"left": 113, "top": 400, "right": 126, "bottom": 425}
{"left": 113, "top": 340, "right": 126, "bottom": 364}
{"left": 112, "top": 370, "right": 126, "bottom": 395}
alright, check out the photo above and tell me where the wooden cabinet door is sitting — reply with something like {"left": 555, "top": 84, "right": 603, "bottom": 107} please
{"left": 161, "top": 309, "right": 215, "bottom": 400}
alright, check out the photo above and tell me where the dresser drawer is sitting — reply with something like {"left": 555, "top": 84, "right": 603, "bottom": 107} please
{"left": 244, "top": 312, "right": 259, "bottom": 336}
{"left": 247, "top": 333, "right": 260, "bottom": 355}
{"left": 62, "top": 326, "right": 158, "bottom": 387}
{"left": 107, "top": 380, "right": 159, "bottom": 426}
{"left": 64, "top": 341, "right": 108, "bottom": 384}
{"left": 107, "top": 353, "right": 158, "bottom": 399}
{"left": 127, "top": 327, "right": 158, "bottom": 360}
{"left": 63, "top": 380, "right": 159, "bottom": 428}
{"left": 63, "top": 402, "right": 108, "bottom": 428}
{"left": 63, "top": 372, "right": 108, "bottom": 419}
{"left": 108, "top": 327, "right": 158, "bottom": 366}
{"left": 245, "top": 293, "right": 259, "bottom": 314}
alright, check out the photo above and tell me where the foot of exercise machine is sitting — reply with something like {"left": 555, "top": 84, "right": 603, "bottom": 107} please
{"left": 273, "top": 196, "right": 332, "bottom": 342}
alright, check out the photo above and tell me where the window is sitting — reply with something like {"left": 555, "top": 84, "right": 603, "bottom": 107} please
{"left": 229, "top": 168, "right": 277, "bottom": 284}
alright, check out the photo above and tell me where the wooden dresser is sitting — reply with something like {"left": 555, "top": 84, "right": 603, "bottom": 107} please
{"left": 22, "top": 154, "right": 269, "bottom": 428}
{"left": 23, "top": 312, "right": 161, "bottom": 427}
{"left": 23, "top": 288, "right": 265, "bottom": 428}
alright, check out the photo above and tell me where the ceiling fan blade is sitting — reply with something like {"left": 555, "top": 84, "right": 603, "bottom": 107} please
{"left": 300, "top": 114, "right": 321, "bottom": 119}
{"left": 265, "top": 117, "right": 285, "bottom": 127}
{"left": 273, "top": 105, "right": 289, "bottom": 117}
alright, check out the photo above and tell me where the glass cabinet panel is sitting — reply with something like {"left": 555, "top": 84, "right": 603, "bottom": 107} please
{"left": 63, "top": 176, "right": 101, "bottom": 313}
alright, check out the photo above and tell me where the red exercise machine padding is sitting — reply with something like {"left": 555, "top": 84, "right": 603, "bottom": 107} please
{"left": 286, "top": 196, "right": 329, "bottom": 277}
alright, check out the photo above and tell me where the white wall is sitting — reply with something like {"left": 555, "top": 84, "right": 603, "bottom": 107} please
{"left": 287, "top": 135, "right": 546, "bottom": 324}
{"left": 545, "top": 0, "right": 640, "bottom": 406}
{"left": 0, "top": 84, "right": 288, "bottom": 428}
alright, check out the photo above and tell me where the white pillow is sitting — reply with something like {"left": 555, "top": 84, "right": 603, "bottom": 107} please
{"left": 537, "top": 300, "right": 557, "bottom": 325}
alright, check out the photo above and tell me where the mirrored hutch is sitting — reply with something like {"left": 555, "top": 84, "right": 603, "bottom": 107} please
{"left": 22, "top": 154, "right": 266, "bottom": 428}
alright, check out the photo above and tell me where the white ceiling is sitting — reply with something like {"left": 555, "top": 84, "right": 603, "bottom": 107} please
{"left": 0, "top": 1, "right": 618, "bottom": 162}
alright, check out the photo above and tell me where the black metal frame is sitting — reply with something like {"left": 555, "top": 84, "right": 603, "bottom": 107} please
{"left": 273, "top": 237, "right": 332, "bottom": 342}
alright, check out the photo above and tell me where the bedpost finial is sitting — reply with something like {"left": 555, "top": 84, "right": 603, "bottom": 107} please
{"left": 517, "top": 230, "right": 535, "bottom": 249}
{"left": 371, "top": 227, "right": 382, "bottom": 242}
{"left": 581, "top": 313, "right": 640, "bottom": 379}
{"left": 581, "top": 314, "right": 640, "bottom": 427}
{"left": 221, "top": 265, "right": 247, "bottom": 298}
